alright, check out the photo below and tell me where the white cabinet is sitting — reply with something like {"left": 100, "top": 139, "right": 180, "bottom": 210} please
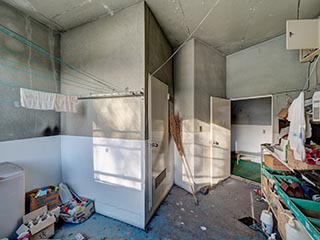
{"left": 286, "top": 19, "right": 320, "bottom": 50}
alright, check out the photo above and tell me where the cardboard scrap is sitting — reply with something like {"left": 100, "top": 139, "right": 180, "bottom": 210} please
{"left": 277, "top": 108, "right": 288, "bottom": 119}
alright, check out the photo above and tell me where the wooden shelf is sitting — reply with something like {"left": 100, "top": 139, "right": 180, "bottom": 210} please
{"left": 300, "top": 49, "right": 320, "bottom": 62}
{"left": 260, "top": 145, "right": 320, "bottom": 240}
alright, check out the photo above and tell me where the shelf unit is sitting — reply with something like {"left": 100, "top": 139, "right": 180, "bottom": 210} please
{"left": 300, "top": 49, "right": 320, "bottom": 63}
{"left": 261, "top": 144, "right": 320, "bottom": 240}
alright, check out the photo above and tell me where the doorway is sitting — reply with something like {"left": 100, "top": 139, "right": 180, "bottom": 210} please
{"left": 230, "top": 96, "right": 273, "bottom": 182}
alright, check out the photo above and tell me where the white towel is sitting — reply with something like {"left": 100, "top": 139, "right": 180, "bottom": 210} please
{"left": 20, "top": 88, "right": 56, "bottom": 110}
{"left": 288, "top": 92, "right": 306, "bottom": 161}
{"left": 54, "top": 94, "right": 78, "bottom": 113}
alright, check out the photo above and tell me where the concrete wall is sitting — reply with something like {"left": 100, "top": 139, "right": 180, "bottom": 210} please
{"left": 60, "top": 2, "right": 146, "bottom": 227}
{"left": 61, "top": 2, "right": 145, "bottom": 140}
{"left": 231, "top": 125, "right": 272, "bottom": 154}
{"left": 144, "top": 3, "right": 174, "bottom": 224}
{"left": 231, "top": 97, "right": 272, "bottom": 125}
{"left": 0, "top": 3, "right": 62, "bottom": 191}
{"left": 227, "top": 35, "right": 318, "bottom": 141}
{"left": 0, "top": 2, "right": 60, "bottom": 141}
{"left": 145, "top": 3, "right": 173, "bottom": 95}
{"left": 174, "top": 38, "right": 226, "bottom": 192}
{"left": 194, "top": 40, "right": 226, "bottom": 126}
{"left": 174, "top": 39, "right": 195, "bottom": 191}
{"left": 227, "top": 35, "right": 309, "bottom": 99}
{"left": 193, "top": 40, "right": 226, "bottom": 190}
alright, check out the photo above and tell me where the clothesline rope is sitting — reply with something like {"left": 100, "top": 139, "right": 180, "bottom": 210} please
{"left": 0, "top": 55, "right": 110, "bottom": 92}
{"left": 0, "top": 45, "right": 114, "bottom": 91}
{"left": 0, "top": 24, "right": 124, "bottom": 93}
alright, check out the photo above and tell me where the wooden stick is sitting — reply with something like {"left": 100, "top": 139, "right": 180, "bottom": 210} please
{"left": 170, "top": 114, "right": 199, "bottom": 205}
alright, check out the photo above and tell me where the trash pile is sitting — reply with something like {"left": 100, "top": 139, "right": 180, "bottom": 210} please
{"left": 14, "top": 182, "right": 94, "bottom": 239}
{"left": 58, "top": 183, "right": 95, "bottom": 224}
{"left": 60, "top": 197, "right": 94, "bottom": 224}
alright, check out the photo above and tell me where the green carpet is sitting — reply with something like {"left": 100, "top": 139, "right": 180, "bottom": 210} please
{"left": 231, "top": 159, "right": 261, "bottom": 183}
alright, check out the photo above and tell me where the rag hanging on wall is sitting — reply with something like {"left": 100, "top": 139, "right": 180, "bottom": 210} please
{"left": 20, "top": 88, "right": 78, "bottom": 113}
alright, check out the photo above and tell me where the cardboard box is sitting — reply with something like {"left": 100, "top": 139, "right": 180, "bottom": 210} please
{"left": 26, "top": 186, "right": 59, "bottom": 213}
{"left": 17, "top": 206, "right": 56, "bottom": 239}
{"left": 277, "top": 108, "right": 288, "bottom": 119}
{"left": 23, "top": 206, "right": 55, "bottom": 235}
{"left": 264, "top": 154, "right": 290, "bottom": 171}
{"left": 30, "top": 224, "right": 54, "bottom": 240}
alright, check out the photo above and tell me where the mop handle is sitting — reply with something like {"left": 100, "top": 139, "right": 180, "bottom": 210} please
{"left": 250, "top": 191, "right": 255, "bottom": 226}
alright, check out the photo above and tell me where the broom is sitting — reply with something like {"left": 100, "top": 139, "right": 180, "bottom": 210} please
{"left": 170, "top": 114, "right": 199, "bottom": 205}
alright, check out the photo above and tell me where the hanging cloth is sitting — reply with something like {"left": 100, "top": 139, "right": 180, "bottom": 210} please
{"left": 54, "top": 94, "right": 78, "bottom": 113}
{"left": 20, "top": 88, "right": 56, "bottom": 110}
{"left": 288, "top": 91, "right": 306, "bottom": 161}
{"left": 20, "top": 88, "right": 78, "bottom": 113}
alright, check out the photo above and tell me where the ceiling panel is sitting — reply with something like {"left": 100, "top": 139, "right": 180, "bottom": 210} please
{"left": 2, "top": 0, "right": 320, "bottom": 54}
{"left": 146, "top": 0, "right": 320, "bottom": 54}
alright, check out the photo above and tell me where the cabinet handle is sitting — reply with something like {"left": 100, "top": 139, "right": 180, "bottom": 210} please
{"left": 151, "top": 142, "right": 159, "bottom": 148}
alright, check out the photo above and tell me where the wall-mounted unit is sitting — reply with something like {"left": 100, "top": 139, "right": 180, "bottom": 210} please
{"left": 313, "top": 91, "right": 320, "bottom": 122}
{"left": 286, "top": 19, "right": 320, "bottom": 62}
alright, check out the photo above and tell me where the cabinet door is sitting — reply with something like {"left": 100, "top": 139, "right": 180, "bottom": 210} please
{"left": 148, "top": 75, "right": 169, "bottom": 211}
{"left": 286, "top": 20, "right": 319, "bottom": 50}
{"left": 210, "top": 97, "right": 231, "bottom": 185}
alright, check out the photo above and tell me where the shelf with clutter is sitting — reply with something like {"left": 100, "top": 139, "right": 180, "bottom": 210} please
{"left": 261, "top": 88, "right": 320, "bottom": 239}
{"left": 261, "top": 144, "right": 320, "bottom": 240}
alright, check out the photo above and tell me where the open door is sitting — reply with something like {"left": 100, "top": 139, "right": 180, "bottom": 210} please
{"left": 148, "top": 75, "right": 169, "bottom": 212}
{"left": 210, "top": 97, "right": 231, "bottom": 185}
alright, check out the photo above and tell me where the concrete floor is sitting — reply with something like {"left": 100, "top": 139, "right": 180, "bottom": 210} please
{"left": 54, "top": 178, "right": 267, "bottom": 240}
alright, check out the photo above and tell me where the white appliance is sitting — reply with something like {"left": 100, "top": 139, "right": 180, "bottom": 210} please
{"left": 313, "top": 91, "right": 320, "bottom": 122}
{"left": 0, "top": 162, "right": 25, "bottom": 239}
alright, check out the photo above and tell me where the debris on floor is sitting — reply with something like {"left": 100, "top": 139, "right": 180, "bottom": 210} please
{"left": 199, "top": 186, "right": 210, "bottom": 195}
{"left": 54, "top": 178, "right": 268, "bottom": 240}
{"left": 13, "top": 182, "right": 94, "bottom": 240}
{"left": 58, "top": 183, "right": 95, "bottom": 224}
{"left": 74, "top": 233, "right": 87, "bottom": 240}
{"left": 200, "top": 226, "right": 207, "bottom": 231}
